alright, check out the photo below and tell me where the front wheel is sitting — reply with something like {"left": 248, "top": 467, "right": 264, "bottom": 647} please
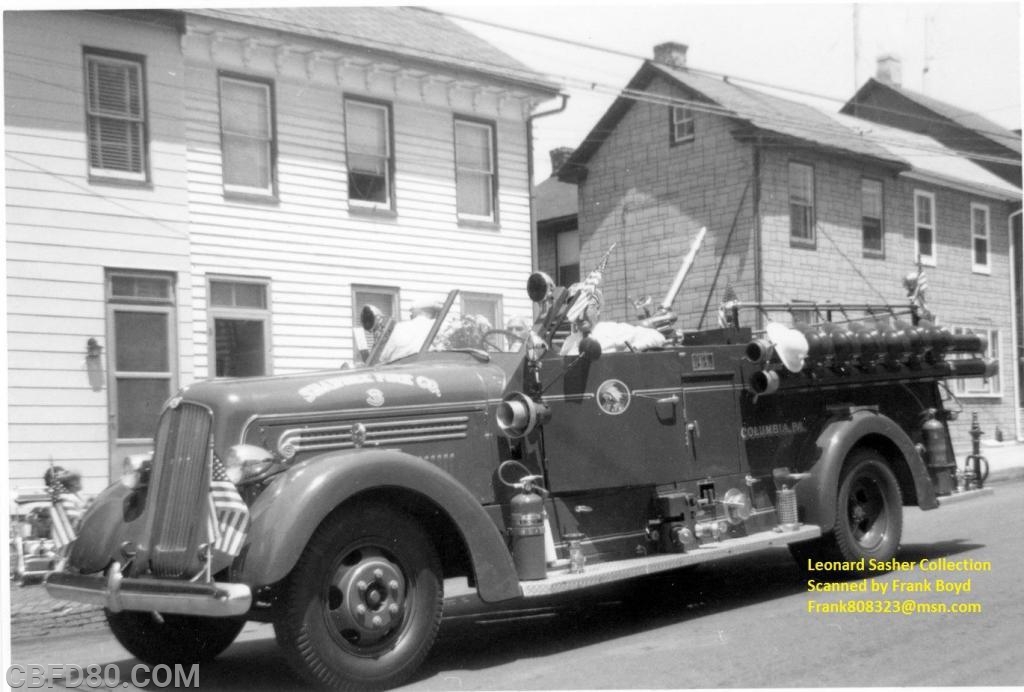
{"left": 275, "top": 502, "right": 443, "bottom": 691}
{"left": 106, "top": 610, "right": 245, "bottom": 665}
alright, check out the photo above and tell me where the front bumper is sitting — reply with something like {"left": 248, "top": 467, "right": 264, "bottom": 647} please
{"left": 45, "top": 561, "right": 252, "bottom": 617}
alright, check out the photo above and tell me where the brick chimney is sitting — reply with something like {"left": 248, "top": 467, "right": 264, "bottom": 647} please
{"left": 653, "top": 42, "right": 688, "bottom": 68}
{"left": 876, "top": 54, "right": 902, "bottom": 87}
{"left": 549, "top": 147, "right": 574, "bottom": 175}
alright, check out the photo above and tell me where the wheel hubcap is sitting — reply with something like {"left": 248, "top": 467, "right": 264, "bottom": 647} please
{"left": 326, "top": 548, "right": 406, "bottom": 648}
{"left": 847, "top": 473, "right": 887, "bottom": 550}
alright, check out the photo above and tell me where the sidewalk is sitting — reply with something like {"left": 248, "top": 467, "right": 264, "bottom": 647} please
{"left": 7, "top": 442, "right": 1022, "bottom": 641}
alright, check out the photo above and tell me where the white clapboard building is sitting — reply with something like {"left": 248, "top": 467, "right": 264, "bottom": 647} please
{"left": 5, "top": 8, "right": 560, "bottom": 492}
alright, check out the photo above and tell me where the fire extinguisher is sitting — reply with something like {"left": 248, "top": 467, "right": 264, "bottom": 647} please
{"left": 508, "top": 474, "right": 549, "bottom": 581}
{"left": 921, "top": 408, "right": 950, "bottom": 468}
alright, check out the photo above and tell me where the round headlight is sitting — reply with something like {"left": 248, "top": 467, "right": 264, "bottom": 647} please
{"left": 224, "top": 444, "right": 276, "bottom": 484}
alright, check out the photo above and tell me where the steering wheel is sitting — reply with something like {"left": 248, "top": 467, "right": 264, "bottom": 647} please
{"left": 480, "top": 329, "right": 524, "bottom": 352}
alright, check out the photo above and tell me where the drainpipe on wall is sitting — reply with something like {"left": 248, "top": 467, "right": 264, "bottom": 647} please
{"left": 1009, "top": 207, "right": 1023, "bottom": 441}
{"left": 752, "top": 138, "right": 764, "bottom": 331}
{"left": 526, "top": 94, "right": 570, "bottom": 271}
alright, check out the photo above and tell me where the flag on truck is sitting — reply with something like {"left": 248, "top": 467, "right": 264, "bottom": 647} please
{"left": 208, "top": 455, "right": 250, "bottom": 557}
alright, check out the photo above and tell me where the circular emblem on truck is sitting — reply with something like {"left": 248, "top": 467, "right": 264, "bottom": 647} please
{"left": 596, "top": 379, "right": 631, "bottom": 415}
{"left": 366, "top": 388, "right": 385, "bottom": 407}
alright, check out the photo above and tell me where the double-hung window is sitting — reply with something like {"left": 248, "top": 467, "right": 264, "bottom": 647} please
{"left": 219, "top": 75, "right": 275, "bottom": 196}
{"left": 208, "top": 278, "right": 271, "bottom": 377}
{"left": 971, "top": 203, "right": 990, "bottom": 273}
{"left": 861, "top": 178, "right": 884, "bottom": 257}
{"left": 345, "top": 99, "right": 392, "bottom": 207}
{"left": 85, "top": 50, "right": 147, "bottom": 181}
{"left": 670, "top": 105, "right": 695, "bottom": 144}
{"left": 914, "top": 191, "right": 937, "bottom": 266}
{"left": 951, "top": 327, "right": 1000, "bottom": 397}
{"left": 455, "top": 118, "right": 497, "bottom": 221}
{"left": 788, "top": 162, "right": 815, "bottom": 245}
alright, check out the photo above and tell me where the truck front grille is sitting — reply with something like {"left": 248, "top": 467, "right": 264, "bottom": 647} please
{"left": 147, "top": 403, "right": 212, "bottom": 578}
{"left": 278, "top": 415, "right": 470, "bottom": 455}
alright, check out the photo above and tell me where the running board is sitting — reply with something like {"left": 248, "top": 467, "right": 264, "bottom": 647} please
{"left": 520, "top": 524, "right": 822, "bottom": 598}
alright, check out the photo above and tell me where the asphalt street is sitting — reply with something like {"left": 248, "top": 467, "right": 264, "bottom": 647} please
{"left": 10, "top": 478, "right": 1023, "bottom": 690}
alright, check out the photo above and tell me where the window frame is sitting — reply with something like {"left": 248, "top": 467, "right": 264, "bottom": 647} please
{"left": 670, "top": 104, "right": 695, "bottom": 145}
{"left": 218, "top": 73, "right": 277, "bottom": 199}
{"left": 105, "top": 270, "right": 177, "bottom": 445}
{"left": 454, "top": 116, "right": 498, "bottom": 224}
{"left": 344, "top": 96, "right": 395, "bottom": 211}
{"left": 970, "top": 202, "right": 991, "bottom": 274}
{"left": 206, "top": 276, "right": 272, "bottom": 378}
{"left": 84, "top": 48, "right": 149, "bottom": 183}
{"left": 460, "top": 292, "right": 504, "bottom": 334}
{"left": 950, "top": 326, "right": 1001, "bottom": 398}
{"left": 861, "top": 177, "right": 885, "bottom": 258}
{"left": 556, "top": 228, "right": 581, "bottom": 286}
{"left": 788, "top": 161, "right": 816, "bottom": 248}
{"left": 914, "top": 190, "right": 937, "bottom": 267}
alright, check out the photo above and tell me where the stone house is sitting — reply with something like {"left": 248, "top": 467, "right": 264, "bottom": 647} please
{"left": 550, "top": 43, "right": 1021, "bottom": 447}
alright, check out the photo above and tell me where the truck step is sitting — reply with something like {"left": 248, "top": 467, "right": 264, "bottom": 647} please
{"left": 520, "top": 524, "right": 822, "bottom": 598}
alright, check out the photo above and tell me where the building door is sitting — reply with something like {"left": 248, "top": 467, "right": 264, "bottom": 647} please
{"left": 106, "top": 271, "right": 177, "bottom": 482}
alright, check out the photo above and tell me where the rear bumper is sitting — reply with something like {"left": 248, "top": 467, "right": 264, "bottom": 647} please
{"left": 45, "top": 561, "right": 251, "bottom": 617}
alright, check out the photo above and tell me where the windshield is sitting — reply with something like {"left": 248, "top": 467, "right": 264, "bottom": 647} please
{"left": 366, "top": 290, "right": 528, "bottom": 365}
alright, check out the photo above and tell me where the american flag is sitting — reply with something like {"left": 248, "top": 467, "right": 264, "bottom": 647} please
{"left": 46, "top": 475, "right": 77, "bottom": 551}
{"left": 208, "top": 456, "right": 250, "bottom": 557}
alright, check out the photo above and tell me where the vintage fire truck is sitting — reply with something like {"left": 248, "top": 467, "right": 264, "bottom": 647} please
{"left": 47, "top": 233, "right": 994, "bottom": 690}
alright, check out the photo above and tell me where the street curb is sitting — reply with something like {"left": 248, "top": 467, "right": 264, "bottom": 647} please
{"left": 988, "top": 467, "right": 1024, "bottom": 484}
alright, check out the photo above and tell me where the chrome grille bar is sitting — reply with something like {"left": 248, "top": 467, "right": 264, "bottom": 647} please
{"left": 148, "top": 404, "right": 211, "bottom": 578}
{"left": 279, "top": 415, "right": 470, "bottom": 454}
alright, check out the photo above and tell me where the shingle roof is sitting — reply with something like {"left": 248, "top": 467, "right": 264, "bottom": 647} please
{"left": 829, "top": 113, "right": 1020, "bottom": 201}
{"left": 558, "top": 60, "right": 908, "bottom": 182}
{"left": 845, "top": 78, "right": 1021, "bottom": 155}
{"left": 187, "top": 7, "right": 559, "bottom": 94}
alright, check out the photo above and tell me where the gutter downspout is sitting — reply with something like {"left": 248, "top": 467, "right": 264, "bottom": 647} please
{"left": 1010, "top": 207, "right": 1023, "bottom": 441}
{"left": 752, "top": 138, "right": 763, "bottom": 331}
{"left": 526, "top": 94, "right": 570, "bottom": 271}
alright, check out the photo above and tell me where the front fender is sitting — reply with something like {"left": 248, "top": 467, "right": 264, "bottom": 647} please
{"left": 796, "top": 409, "right": 936, "bottom": 530}
{"left": 236, "top": 450, "right": 520, "bottom": 602}
{"left": 65, "top": 482, "right": 140, "bottom": 574}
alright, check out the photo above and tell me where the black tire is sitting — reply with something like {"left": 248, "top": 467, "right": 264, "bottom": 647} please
{"left": 106, "top": 610, "right": 245, "bottom": 665}
{"left": 789, "top": 449, "right": 903, "bottom": 569}
{"left": 274, "top": 502, "right": 443, "bottom": 691}
{"left": 833, "top": 450, "right": 902, "bottom": 563}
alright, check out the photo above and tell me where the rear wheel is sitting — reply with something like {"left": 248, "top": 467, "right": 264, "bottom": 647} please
{"left": 106, "top": 610, "right": 244, "bottom": 665}
{"left": 275, "top": 502, "right": 443, "bottom": 691}
{"left": 790, "top": 448, "right": 903, "bottom": 570}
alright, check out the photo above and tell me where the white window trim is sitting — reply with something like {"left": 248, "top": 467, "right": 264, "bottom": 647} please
{"left": 454, "top": 118, "right": 497, "bottom": 223}
{"left": 85, "top": 52, "right": 147, "bottom": 182}
{"left": 861, "top": 178, "right": 884, "bottom": 257}
{"left": 345, "top": 99, "right": 393, "bottom": 211}
{"left": 206, "top": 276, "right": 273, "bottom": 378}
{"left": 949, "top": 326, "right": 1001, "bottom": 398}
{"left": 788, "top": 162, "right": 815, "bottom": 246}
{"left": 914, "top": 190, "right": 937, "bottom": 267}
{"left": 971, "top": 202, "right": 991, "bottom": 274}
{"left": 671, "top": 105, "right": 695, "bottom": 144}
{"left": 219, "top": 76, "right": 275, "bottom": 197}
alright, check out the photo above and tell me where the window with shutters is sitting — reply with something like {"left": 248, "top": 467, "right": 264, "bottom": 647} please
{"left": 219, "top": 75, "right": 275, "bottom": 197}
{"left": 85, "top": 50, "right": 147, "bottom": 181}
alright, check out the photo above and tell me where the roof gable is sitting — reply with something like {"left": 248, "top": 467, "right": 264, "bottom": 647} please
{"left": 842, "top": 78, "right": 1021, "bottom": 156}
{"left": 559, "top": 61, "right": 906, "bottom": 182}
